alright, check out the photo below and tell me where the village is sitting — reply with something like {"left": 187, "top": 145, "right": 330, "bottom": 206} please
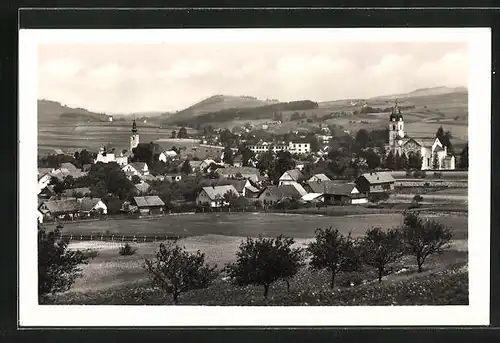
{"left": 37, "top": 103, "right": 468, "bottom": 224}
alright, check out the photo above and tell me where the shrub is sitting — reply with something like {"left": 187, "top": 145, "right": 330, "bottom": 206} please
{"left": 82, "top": 249, "right": 99, "bottom": 259}
{"left": 119, "top": 243, "right": 137, "bottom": 256}
{"left": 434, "top": 171, "right": 442, "bottom": 179}
{"left": 307, "top": 228, "right": 360, "bottom": 288}
{"left": 359, "top": 227, "right": 405, "bottom": 282}
{"left": 225, "top": 235, "right": 305, "bottom": 298}
{"left": 38, "top": 223, "right": 89, "bottom": 301}
{"left": 413, "top": 194, "right": 424, "bottom": 203}
{"left": 144, "top": 242, "right": 218, "bottom": 304}
{"left": 402, "top": 211, "right": 453, "bottom": 272}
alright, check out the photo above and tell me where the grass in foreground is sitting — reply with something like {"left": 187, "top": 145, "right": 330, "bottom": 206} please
{"left": 44, "top": 256, "right": 467, "bottom": 306}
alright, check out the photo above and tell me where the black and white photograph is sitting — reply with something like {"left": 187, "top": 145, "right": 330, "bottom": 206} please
{"left": 18, "top": 27, "right": 490, "bottom": 326}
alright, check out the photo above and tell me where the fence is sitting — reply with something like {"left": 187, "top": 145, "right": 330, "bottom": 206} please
{"left": 60, "top": 233, "right": 180, "bottom": 243}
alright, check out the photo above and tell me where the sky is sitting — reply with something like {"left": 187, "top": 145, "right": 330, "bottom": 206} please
{"left": 38, "top": 41, "right": 468, "bottom": 114}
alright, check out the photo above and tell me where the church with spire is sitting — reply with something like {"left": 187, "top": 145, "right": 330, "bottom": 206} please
{"left": 94, "top": 119, "right": 139, "bottom": 166}
{"left": 386, "top": 101, "right": 456, "bottom": 170}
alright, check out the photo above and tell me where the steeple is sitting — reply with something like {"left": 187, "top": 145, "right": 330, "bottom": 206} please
{"left": 389, "top": 99, "right": 403, "bottom": 121}
{"left": 131, "top": 118, "right": 138, "bottom": 134}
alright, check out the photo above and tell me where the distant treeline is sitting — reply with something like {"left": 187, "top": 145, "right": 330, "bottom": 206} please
{"left": 359, "top": 105, "right": 416, "bottom": 114}
{"left": 173, "top": 100, "right": 319, "bottom": 126}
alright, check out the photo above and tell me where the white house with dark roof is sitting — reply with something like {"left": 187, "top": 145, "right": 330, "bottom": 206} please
{"left": 278, "top": 169, "right": 304, "bottom": 186}
{"left": 308, "top": 173, "right": 331, "bottom": 182}
{"left": 122, "top": 162, "right": 150, "bottom": 177}
{"left": 196, "top": 185, "right": 240, "bottom": 207}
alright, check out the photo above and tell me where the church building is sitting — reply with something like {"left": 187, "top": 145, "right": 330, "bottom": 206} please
{"left": 94, "top": 119, "right": 139, "bottom": 166}
{"left": 387, "top": 102, "right": 455, "bottom": 170}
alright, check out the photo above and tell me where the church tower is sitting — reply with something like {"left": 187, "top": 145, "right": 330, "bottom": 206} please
{"left": 130, "top": 119, "right": 140, "bottom": 152}
{"left": 388, "top": 100, "right": 405, "bottom": 153}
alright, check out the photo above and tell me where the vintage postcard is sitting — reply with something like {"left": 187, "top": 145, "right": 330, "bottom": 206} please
{"left": 19, "top": 28, "right": 490, "bottom": 326}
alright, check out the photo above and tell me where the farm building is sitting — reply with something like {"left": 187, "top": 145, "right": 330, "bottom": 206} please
{"left": 308, "top": 173, "right": 331, "bottom": 182}
{"left": 279, "top": 169, "right": 304, "bottom": 186}
{"left": 355, "top": 172, "right": 395, "bottom": 194}
{"left": 213, "top": 179, "right": 260, "bottom": 198}
{"left": 196, "top": 185, "right": 240, "bottom": 208}
{"left": 257, "top": 184, "right": 306, "bottom": 206}
{"left": 305, "top": 181, "right": 367, "bottom": 205}
{"left": 158, "top": 150, "right": 178, "bottom": 162}
{"left": 37, "top": 172, "right": 52, "bottom": 194}
{"left": 132, "top": 196, "right": 165, "bottom": 215}
{"left": 122, "top": 162, "right": 150, "bottom": 177}
{"left": 78, "top": 198, "right": 108, "bottom": 216}
{"left": 38, "top": 198, "right": 80, "bottom": 220}
{"left": 216, "top": 166, "right": 261, "bottom": 183}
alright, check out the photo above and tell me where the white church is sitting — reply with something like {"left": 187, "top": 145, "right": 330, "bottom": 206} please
{"left": 387, "top": 102, "right": 456, "bottom": 170}
{"left": 94, "top": 119, "right": 140, "bottom": 166}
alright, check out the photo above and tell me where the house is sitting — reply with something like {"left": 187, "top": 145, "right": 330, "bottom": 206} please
{"left": 308, "top": 173, "right": 331, "bottom": 182}
{"left": 232, "top": 155, "right": 243, "bottom": 168}
{"left": 247, "top": 142, "right": 311, "bottom": 155}
{"left": 78, "top": 197, "right": 108, "bottom": 216}
{"left": 38, "top": 185, "right": 55, "bottom": 199}
{"left": 196, "top": 185, "right": 240, "bottom": 208}
{"left": 37, "top": 209, "right": 44, "bottom": 223}
{"left": 134, "top": 181, "right": 151, "bottom": 194}
{"left": 216, "top": 166, "right": 261, "bottom": 183}
{"left": 37, "top": 172, "right": 53, "bottom": 194}
{"left": 189, "top": 160, "right": 203, "bottom": 172}
{"left": 355, "top": 172, "right": 395, "bottom": 194}
{"left": 164, "top": 173, "right": 182, "bottom": 182}
{"left": 305, "top": 181, "right": 367, "bottom": 205}
{"left": 300, "top": 193, "right": 325, "bottom": 203}
{"left": 62, "top": 187, "right": 91, "bottom": 198}
{"left": 122, "top": 162, "right": 150, "bottom": 177}
{"left": 159, "top": 150, "right": 178, "bottom": 162}
{"left": 278, "top": 169, "right": 304, "bottom": 186}
{"left": 214, "top": 179, "right": 260, "bottom": 198}
{"left": 200, "top": 158, "right": 216, "bottom": 172}
{"left": 132, "top": 196, "right": 165, "bottom": 215}
{"left": 39, "top": 198, "right": 80, "bottom": 220}
{"left": 49, "top": 167, "right": 87, "bottom": 181}
{"left": 257, "top": 184, "right": 306, "bottom": 206}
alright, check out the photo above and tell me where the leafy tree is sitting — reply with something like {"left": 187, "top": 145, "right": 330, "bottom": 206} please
{"left": 402, "top": 212, "right": 453, "bottom": 273}
{"left": 38, "top": 224, "right": 90, "bottom": 301}
{"left": 355, "top": 129, "right": 371, "bottom": 149}
{"left": 394, "top": 151, "right": 402, "bottom": 170}
{"left": 223, "top": 147, "right": 234, "bottom": 165}
{"left": 385, "top": 151, "right": 395, "bottom": 170}
{"left": 436, "top": 126, "right": 453, "bottom": 152}
{"left": 177, "top": 127, "right": 188, "bottom": 139}
{"left": 305, "top": 132, "right": 320, "bottom": 152}
{"left": 62, "top": 175, "right": 75, "bottom": 190}
{"left": 49, "top": 176, "right": 65, "bottom": 195}
{"left": 239, "top": 146, "right": 256, "bottom": 167}
{"left": 181, "top": 159, "right": 192, "bottom": 175}
{"left": 271, "top": 151, "right": 296, "bottom": 184}
{"left": 171, "top": 130, "right": 177, "bottom": 138}
{"left": 256, "top": 150, "right": 275, "bottom": 177}
{"left": 119, "top": 243, "right": 138, "bottom": 256}
{"left": 225, "top": 235, "right": 305, "bottom": 298}
{"left": 408, "top": 151, "right": 423, "bottom": 170}
{"left": 131, "top": 175, "right": 142, "bottom": 184}
{"left": 144, "top": 242, "right": 218, "bottom": 304}
{"left": 307, "top": 228, "right": 360, "bottom": 288}
{"left": 363, "top": 148, "right": 381, "bottom": 170}
{"left": 400, "top": 152, "right": 409, "bottom": 170}
{"left": 360, "top": 227, "right": 405, "bottom": 282}
{"left": 432, "top": 152, "right": 440, "bottom": 170}
{"left": 459, "top": 144, "right": 468, "bottom": 169}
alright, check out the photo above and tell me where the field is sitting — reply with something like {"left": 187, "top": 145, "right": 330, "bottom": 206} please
{"left": 38, "top": 122, "right": 197, "bottom": 155}
{"left": 50, "top": 211, "right": 468, "bottom": 240}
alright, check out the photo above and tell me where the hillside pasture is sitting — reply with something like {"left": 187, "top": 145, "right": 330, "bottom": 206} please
{"left": 38, "top": 122, "right": 198, "bottom": 155}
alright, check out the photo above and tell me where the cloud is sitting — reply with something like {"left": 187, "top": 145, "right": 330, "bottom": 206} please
{"left": 37, "top": 42, "right": 468, "bottom": 113}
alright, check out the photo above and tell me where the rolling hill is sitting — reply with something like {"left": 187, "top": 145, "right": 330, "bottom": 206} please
{"left": 371, "top": 86, "right": 467, "bottom": 100}
{"left": 159, "top": 95, "right": 279, "bottom": 124}
{"left": 38, "top": 99, "right": 110, "bottom": 123}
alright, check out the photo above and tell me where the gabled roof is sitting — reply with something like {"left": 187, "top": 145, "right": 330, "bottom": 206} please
{"left": 128, "top": 162, "right": 148, "bottom": 171}
{"left": 38, "top": 168, "right": 54, "bottom": 177}
{"left": 289, "top": 182, "right": 308, "bottom": 196}
{"left": 78, "top": 198, "right": 104, "bottom": 212}
{"left": 62, "top": 187, "right": 91, "bottom": 197}
{"left": 280, "top": 169, "right": 303, "bottom": 181}
{"left": 133, "top": 196, "right": 165, "bottom": 207}
{"left": 134, "top": 182, "right": 151, "bottom": 193}
{"left": 216, "top": 166, "right": 260, "bottom": 176}
{"left": 412, "top": 137, "right": 438, "bottom": 148}
{"left": 358, "top": 172, "right": 395, "bottom": 184}
{"left": 201, "top": 185, "right": 239, "bottom": 200}
{"left": 309, "top": 173, "right": 330, "bottom": 181}
{"left": 40, "top": 198, "right": 80, "bottom": 214}
{"left": 214, "top": 179, "right": 248, "bottom": 193}
{"left": 259, "top": 185, "right": 304, "bottom": 199}
{"left": 306, "top": 181, "right": 357, "bottom": 195}
{"left": 60, "top": 162, "right": 78, "bottom": 171}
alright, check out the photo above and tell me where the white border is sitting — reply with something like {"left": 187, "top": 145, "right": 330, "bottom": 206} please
{"left": 19, "top": 28, "right": 491, "bottom": 327}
